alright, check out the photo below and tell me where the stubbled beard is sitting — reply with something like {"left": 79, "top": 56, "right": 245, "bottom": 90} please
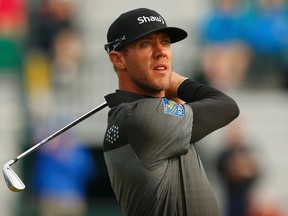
{"left": 133, "top": 76, "right": 170, "bottom": 95}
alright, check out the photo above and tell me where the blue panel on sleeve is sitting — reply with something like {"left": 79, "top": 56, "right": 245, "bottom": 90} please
{"left": 162, "top": 98, "right": 184, "bottom": 117}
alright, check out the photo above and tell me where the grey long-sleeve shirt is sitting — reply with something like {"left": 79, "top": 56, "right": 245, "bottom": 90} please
{"left": 103, "top": 79, "right": 239, "bottom": 216}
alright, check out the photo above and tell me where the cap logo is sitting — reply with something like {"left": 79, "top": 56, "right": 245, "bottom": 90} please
{"left": 137, "top": 15, "right": 165, "bottom": 25}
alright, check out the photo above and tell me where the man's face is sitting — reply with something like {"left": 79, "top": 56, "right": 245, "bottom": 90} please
{"left": 120, "top": 32, "right": 173, "bottom": 96}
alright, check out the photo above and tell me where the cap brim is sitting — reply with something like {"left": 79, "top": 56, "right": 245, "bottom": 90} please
{"left": 116, "top": 27, "right": 187, "bottom": 51}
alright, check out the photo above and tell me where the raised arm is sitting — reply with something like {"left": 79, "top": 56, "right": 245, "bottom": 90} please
{"left": 166, "top": 72, "right": 240, "bottom": 143}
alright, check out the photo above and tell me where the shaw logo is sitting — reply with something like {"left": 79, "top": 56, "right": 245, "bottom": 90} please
{"left": 137, "top": 15, "right": 165, "bottom": 25}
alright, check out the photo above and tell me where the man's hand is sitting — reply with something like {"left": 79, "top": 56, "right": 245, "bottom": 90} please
{"left": 165, "top": 72, "right": 187, "bottom": 103}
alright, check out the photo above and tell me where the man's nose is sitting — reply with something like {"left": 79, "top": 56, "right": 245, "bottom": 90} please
{"left": 153, "top": 42, "right": 167, "bottom": 58}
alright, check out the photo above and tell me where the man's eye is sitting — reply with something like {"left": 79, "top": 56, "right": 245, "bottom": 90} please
{"left": 162, "top": 39, "right": 171, "bottom": 45}
{"left": 142, "top": 41, "right": 151, "bottom": 47}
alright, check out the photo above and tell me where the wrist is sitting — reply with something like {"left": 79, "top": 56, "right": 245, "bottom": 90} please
{"left": 165, "top": 72, "right": 187, "bottom": 99}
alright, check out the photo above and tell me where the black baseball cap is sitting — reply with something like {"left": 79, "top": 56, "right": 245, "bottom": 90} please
{"left": 104, "top": 8, "right": 188, "bottom": 53}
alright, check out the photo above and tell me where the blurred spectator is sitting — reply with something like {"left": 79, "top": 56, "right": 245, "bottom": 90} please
{"left": 30, "top": 123, "right": 96, "bottom": 216}
{"left": 0, "top": 1, "right": 28, "bottom": 216}
{"left": 243, "top": 0, "right": 288, "bottom": 89}
{"left": 25, "top": 0, "right": 81, "bottom": 120}
{"left": 216, "top": 121, "right": 260, "bottom": 216}
{"left": 0, "top": 0, "right": 27, "bottom": 74}
{"left": 200, "top": 43, "right": 251, "bottom": 90}
{"left": 51, "top": 27, "right": 82, "bottom": 88}
{"left": 29, "top": 0, "right": 76, "bottom": 54}
{"left": 200, "top": 0, "right": 247, "bottom": 44}
{"left": 0, "top": 0, "right": 27, "bottom": 35}
{"left": 196, "top": 0, "right": 252, "bottom": 90}
{"left": 49, "top": 26, "right": 83, "bottom": 117}
{"left": 246, "top": 191, "right": 286, "bottom": 216}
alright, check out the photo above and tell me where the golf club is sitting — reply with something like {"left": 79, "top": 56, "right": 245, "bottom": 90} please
{"left": 2, "top": 102, "right": 108, "bottom": 192}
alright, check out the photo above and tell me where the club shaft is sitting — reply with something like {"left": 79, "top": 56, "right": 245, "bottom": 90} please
{"left": 13, "top": 102, "right": 108, "bottom": 163}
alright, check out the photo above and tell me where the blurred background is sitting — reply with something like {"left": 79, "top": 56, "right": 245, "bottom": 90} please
{"left": 0, "top": 0, "right": 287, "bottom": 215}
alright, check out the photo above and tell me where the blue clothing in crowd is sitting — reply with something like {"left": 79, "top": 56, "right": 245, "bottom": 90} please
{"left": 31, "top": 141, "right": 95, "bottom": 199}
{"left": 243, "top": 5, "right": 288, "bottom": 56}
{"left": 201, "top": 5, "right": 248, "bottom": 44}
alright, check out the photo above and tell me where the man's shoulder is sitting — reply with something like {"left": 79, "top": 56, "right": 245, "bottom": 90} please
{"left": 105, "top": 91, "right": 152, "bottom": 108}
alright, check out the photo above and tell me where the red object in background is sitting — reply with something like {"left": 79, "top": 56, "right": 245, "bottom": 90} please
{"left": 0, "top": 0, "right": 27, "bottom": 31}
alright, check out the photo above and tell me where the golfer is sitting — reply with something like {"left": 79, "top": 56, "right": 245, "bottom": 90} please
{"left": 103, "top": 8, "right": 239, "bottom": 216}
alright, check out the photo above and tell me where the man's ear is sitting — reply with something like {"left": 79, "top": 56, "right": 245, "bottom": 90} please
{"left": 109, "top": 51, "right": 126, "bottom": 70}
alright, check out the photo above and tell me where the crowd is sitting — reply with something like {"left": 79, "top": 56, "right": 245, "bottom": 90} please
{"left": 196, "top": 0, "right": 288, "bottom": 215}
{"left": 196, "top": 0, "right": 288, "bottom": 91}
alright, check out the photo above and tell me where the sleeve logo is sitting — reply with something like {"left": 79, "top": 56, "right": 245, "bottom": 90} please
{"left": 106, "top": 125, "right": 120, "bottom": 144}
{"left": 162, "top": 98, "right": 184, "bottom": 117}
